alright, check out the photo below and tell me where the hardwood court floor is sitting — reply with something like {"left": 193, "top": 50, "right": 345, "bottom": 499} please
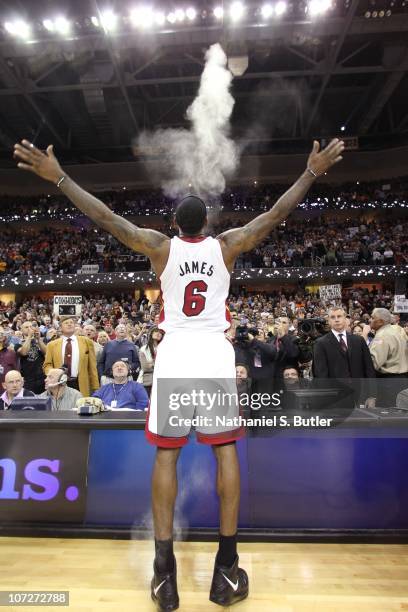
{"left": 0, "top": 538, "right": 407, "bottom": 611}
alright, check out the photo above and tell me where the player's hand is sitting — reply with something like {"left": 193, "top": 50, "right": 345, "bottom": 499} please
{"left": 307, "top": 139, "right": 345, "bottom": 177}
{"left": 13, "top": 140, "right": 64, "bottom": 184}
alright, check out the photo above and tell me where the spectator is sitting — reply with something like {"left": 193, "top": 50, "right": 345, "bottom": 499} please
{"left": 313, "top": 307, "right": 376, "bottom": 408}
{"left": 93, "top": 360, "right": 148, "bottom": 410}
{"left": 0, "top": 370, "right": 35, "bottom": 410}
{"left": 138, "top": 326, "right": 164, "bottom": 397}
{"left": 369, "top": 308, "right": 408, "bottom": 406}
{"left": 103, "top": 321, "right": 116, "bottom": 339}
{"left": 14, "top": 320, "right": 46, "bottom": 393}
{"left": 235, "top": 363, "right": 252, "bottom": 411}
{"left": 282, "top": 366, "right": 302, "bottom": 389}
{"left": 39, "top": 315, "right": 52, "bottom": 337}
{"left": 39, "top": 368, "right": 82, "bottom": 411}
{"left": 269, "top": 316, "right": 300, "bottom": 383}
{"left": 234, "top": 326, "right": 277, "bottom": 395}
{"left": 43, "top": 316, "right": 99, "bottom": 396}
{"left": 0, "top": 327, "right": 18, "bottom": 384}
{"left": 84, "top": 324, "right": 103, "bottom": 362}
{"left": 352, "top": 322, "right": 364, "bottom": 337}
{"left": 99, "top": 324, "right": 140, "bottom": 382}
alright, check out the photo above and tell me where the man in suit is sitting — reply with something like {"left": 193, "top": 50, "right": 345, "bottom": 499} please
{"left": 313, "top": 306, "right": 376, "bottom": 408}
{"left": 43, "top": 317, "right": 99, "bottom": 397}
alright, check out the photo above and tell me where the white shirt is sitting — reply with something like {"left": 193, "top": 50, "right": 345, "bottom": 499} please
{"left": 331, "top": 329, "right": 348, "bottom": 348}
{"left": 61, "top": 334, "right": 79, "bottom": 378}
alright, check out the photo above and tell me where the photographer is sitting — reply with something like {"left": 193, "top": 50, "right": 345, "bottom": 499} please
{"left": 234, "top": 325, "right": 277, "bottom": 394}
{"left": 269, "top": 316, "right": 300, "bottom": 383}
{"left": 14, "top": 320, "right": 46, "bottom": 394}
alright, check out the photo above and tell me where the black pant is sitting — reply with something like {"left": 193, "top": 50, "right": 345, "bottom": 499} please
{"left": 376, "top": 372, "right": 408, "bottom": 407}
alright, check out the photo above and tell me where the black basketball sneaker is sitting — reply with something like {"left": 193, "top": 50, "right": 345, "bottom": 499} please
{"left": 151, "top": 557, "right": 179, "bottom": 611}
{"left": 209, "top": 555, "right": 249, "bottom": 607}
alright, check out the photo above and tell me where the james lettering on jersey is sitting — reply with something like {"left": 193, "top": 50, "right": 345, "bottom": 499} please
{"left": 145, "top": 235, "right": 245, "bottom": 448}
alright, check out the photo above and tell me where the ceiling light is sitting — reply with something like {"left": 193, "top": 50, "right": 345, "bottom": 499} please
{"left": 261, "top": 4, "right": 274, "bottom": 18}
{"left": 4, "top": 20, "right": 30, "bottom": 39}
{"left": 155, "top": 11, "right": 166, "bottom": 25}
{"left": 308, "top": 0, "right": 331, "bottom": 16}
{"left": 54, "top": 17, "right": 71, "bottom": 35}
{"left": 275, "top": 1, "right": 287, "bottom": 16}
{"left": 100, "top": 10, "right": 118, "bottom": 32}
{"left": 130, "top": 7, "right": 154, "bottom": 27}
{"left": 167, "top": 11, "right": 177, "bottom": 23}
{"left": 186, "top": 7, "right": 197, "bottom": 20}
{"left": 230, "top": 1, "right": 245, "bottom": 21}
{"left": 214, "top": 6, "right": 224, "bottom": 18}
{"left": 43, "top": 19, "right": 54, "bottom": 31}
{"left": 91, "top": 16, "right": 100, "bottom": 27}
{"left": 175, "top": 9, "right": 186, "bottom": 21}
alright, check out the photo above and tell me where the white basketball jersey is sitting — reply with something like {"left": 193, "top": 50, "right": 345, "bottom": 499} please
{"left": 158, "top": 236, "right": 231, "bottom": 333}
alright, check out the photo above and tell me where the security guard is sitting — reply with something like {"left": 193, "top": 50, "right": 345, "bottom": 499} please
{"left": 369, "top": 308, "right": 408, "bottom": 406}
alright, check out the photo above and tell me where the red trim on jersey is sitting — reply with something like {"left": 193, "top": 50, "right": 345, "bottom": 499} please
{"left": 178, "top": 235, "right": 207, "bottom": 243}
{"left": 224, "top": 302, "right": 232, "bottom": 332}
{"left": 158, "top": 288, "right": 165, "bottom": 328}
{"left": 196, "top": 425, "right": 245, "bottom": 446}
{"left": 144, "top": 402, "right": 188, "bottom": 448}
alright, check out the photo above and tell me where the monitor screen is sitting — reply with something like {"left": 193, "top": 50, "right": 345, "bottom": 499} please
{"left": 9, "top": 397, "right": 51, "bottom": 411}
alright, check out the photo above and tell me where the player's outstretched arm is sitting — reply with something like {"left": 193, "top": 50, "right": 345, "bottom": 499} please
{"left": 217, "top": 138, "right": 344, "bottom": 269}
{"left": 13, "top": 140, "right": 169, "bottom": 259}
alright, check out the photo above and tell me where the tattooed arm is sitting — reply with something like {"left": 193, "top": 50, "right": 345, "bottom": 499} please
{"left": 13, "top": 140, "right": 170, "bottom": 274}
{"left": 217, "top": 139, "right": 345, "bottom": 271}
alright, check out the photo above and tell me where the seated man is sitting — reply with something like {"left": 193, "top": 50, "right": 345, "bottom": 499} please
{"left": 93, "top": 360, "right": 148, "bottom": 410}
{"left": 0, "top": 370, "right": 35, "bottom": 410}
{"left": 283, "top": 366, "right": 302, "bottom": 390}
{"left": 39, "top": 368, "right": 83, "bottom": 411}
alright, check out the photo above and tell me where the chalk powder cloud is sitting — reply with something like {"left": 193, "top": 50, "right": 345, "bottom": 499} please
{"left": 136, "top": 43, "right": 240, "bottom": 199}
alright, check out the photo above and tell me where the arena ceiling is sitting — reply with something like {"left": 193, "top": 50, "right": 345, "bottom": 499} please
{"left": 0, "top": 0, "right": 407, "bottom": 168}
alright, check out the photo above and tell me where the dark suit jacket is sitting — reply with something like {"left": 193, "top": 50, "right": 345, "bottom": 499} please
{"left": 0, "top": 388, "right": 35, "bottom": 410}
{"left": 313, "top": 331, "right": 376, "bottom": 401}
{"left": 268, "top": 334, "right": 300, "bottom": 380}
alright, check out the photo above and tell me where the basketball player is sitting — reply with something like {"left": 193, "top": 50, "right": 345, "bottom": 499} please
{"left": 14, "top": 137, "right": 344, "bottom": 610}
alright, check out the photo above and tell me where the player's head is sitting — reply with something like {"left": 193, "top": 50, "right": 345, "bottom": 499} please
{"left": 175, "top": 195, "right": 207, "bottom": 236}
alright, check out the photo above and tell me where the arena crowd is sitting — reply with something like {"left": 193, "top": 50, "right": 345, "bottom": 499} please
{"left": 1, "top": 175, "right": 408, "bottom": 223}
{"left": 1, "top": 218, "right": 407, "bottom": 276}
{"left": 0, "top": 288, "right": 407, "bottom": 411}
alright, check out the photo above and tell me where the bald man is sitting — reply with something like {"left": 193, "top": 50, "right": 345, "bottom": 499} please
{"left": 39, "top": 368, "right": 82, "bottom": 411}
{"left": 0, "top": 370, "right": 35, "bottom": 410}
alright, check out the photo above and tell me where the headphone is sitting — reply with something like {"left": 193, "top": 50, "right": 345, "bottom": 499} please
{"left": 58, "top": 371, "right": 68, "bottom": 385}
{"left": 47, "top": 370, "right": 68, "bottom": 388}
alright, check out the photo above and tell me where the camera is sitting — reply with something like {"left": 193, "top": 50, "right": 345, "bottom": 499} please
{"left": 299, "top": 318, "right": 327, "bottom": 337}
{"left": 235, "top": 325, "right": 258, "bottom": 343}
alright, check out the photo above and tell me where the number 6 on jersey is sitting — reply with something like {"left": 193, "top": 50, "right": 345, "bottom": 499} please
{"left": 182, "top": 280, "right": 208, "bottom": 317}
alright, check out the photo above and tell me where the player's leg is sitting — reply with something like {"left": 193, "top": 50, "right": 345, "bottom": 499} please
{"left": 213, "top": 441, "right": 240, "bottom": 540}
{"left": 151, "top": 447, "right": 181, "bottom": 611}
{"left": 210, "top": 442, "right": 249, "bottom": 607}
